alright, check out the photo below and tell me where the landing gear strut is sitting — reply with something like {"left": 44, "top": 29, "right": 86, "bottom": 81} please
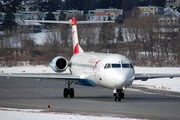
{"left": 63, "top": 82, "right": 74, "bottom": 98}
{"left": 113, "top": 89, "right": 124, "bottom": 101}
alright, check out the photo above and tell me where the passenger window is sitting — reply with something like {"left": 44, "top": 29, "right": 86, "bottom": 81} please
{"left": 104, "top": 64, "right": 111, "bottom": 69}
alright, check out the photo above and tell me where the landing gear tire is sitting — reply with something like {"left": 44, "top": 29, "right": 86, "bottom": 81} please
{"left": 114, "top": 93, "right": 117, "bottom": 101}
{"left": 118, "top": 95, "right": 121, "bottom": 101}
{"left": 63, "top": 88, "right": 74, "bottom": 98}
{"left": 69, "top": 88, "right": 74, "bottom": 98}
{"left": 63, "top": 82, "right": 74, "bottom": 98}
{"left": 63, "top": 88, "right": 69, "bottom": 98}
{"left": 113, "top": 89, "right": 124, "bottom": 101}
{"left": 121, "top": 93, "right": 124, "bottom": 99}
{"left": 114, "top": 93, "right": 121, "bottom": 101}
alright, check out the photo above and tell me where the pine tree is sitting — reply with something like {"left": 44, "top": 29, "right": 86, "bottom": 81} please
{"left": 138, "top": 0, "right": 150, "bottom": 6}
{"left": 112, "top": 0, "right": 123, "bottom": 9}
{"left": 47, "top": 0, "right": 60, "bottom": 11}
{"left": 138, "top": 0, "right": 166, "bottom": 7}
{"left": 0, "top": 0, "right": 22, "bottom": 12}
{"left": 37, "top": 0, "right": 60, "bottom": 12}
{"left": 0, "top": 0, "right": 22, "bottom": 30}
{"left": 59, "top": 11, "right": 66, "bottom": 20}
{"left": 45, "top": 11, "right": 56, "bottom": 20}
{"left": 98, "top": 0, "right": 111, "bottom": 8}
{"left": 99, "top": 19, "right": 115, "bottom": 50}
{"left": 122, "top": 0, "right": 138, "bottom": 11}
{"left": 122, "top": 0, "right": 133, "bottom": 11}
{"left": 65, "top": 0, "right": 82, "bottom": 10}
{"left": 44, "top": 10, "right": 56, "bottom": 27}
{"left": 2, "top": 9, "right": 16, "bottom": 30}
{"left": 152, "top": 0, "right": 166, "bottom": 7}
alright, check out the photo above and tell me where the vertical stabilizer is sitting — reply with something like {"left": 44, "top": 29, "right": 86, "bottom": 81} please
{"left": 71, "top": 17, "right": 84, "bottom": 54}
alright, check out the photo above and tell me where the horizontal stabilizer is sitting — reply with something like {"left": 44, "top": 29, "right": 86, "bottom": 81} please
{"left": 24, "top": 20, "right": 114, "bottom": 24}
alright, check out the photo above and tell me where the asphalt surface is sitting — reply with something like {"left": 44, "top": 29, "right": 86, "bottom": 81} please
{"left": 0, "top": 77, "right": 180, "bottom": 120}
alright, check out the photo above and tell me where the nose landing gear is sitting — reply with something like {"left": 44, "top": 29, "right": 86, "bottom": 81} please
{"left": 113, "top": 89, "right": 124, "bottom": 101}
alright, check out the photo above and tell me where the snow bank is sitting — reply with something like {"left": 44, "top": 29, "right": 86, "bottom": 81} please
{"left": 133, "top": 67, "right": 180, "bottom": 92}
{"left": 0, "top": 107, "right": 134, "bottom": 120}
{"left": 33, "top": 32, "right": 47, "bottom": 44}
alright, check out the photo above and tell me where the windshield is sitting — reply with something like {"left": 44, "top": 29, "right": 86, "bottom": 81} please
{"left": 122, "top": 64, "right": 130, "bottom": 68}
{"left": 104, "top": 63, "right": 111, "bottom": 69}
{"left": 112, "top": 64, "right": 121, "bottom": 68}
{"left": 104, "top": 63, "right": 134, "bottom": 69}
{"left": 104, "top": 63, "right": 121, "bottom": 69}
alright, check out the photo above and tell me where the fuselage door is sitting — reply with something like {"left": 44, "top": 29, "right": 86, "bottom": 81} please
{"left": 94, "top": 62, "right": 103, "bottom": 84}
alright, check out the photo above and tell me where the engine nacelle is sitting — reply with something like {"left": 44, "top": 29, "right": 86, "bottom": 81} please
{"left": 50, "top": 56, "right": 68, "bottom": 72}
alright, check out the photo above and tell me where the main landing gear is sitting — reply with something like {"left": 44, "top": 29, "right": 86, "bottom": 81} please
{"left": 63, "top": 82, "right": 74, "bottom": 98}
{"left": 113, "top": 89, "right": 124, "bottom": 101}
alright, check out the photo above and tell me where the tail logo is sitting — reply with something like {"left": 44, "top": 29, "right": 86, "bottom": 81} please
{"left": 74, "top": 43, "right": 79, "bottom": 54}
{"left": 72, "top": 31, "right": 75, "bottom": 35}
{"left": 71, "top": 17, "right": 84, "bottom": 54}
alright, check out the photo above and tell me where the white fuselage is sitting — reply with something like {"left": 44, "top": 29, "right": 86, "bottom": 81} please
{"left": 70, "top": 52, "right": 135, "bottom": 89}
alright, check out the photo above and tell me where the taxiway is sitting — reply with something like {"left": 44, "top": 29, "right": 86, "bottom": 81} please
{"left": 0, "top": 77, "right": 180, "bottom": 119}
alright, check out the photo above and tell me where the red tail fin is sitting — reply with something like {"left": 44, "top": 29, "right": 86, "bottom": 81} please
{"left": 71, "top": 17, "right": 84, "bottom": 54}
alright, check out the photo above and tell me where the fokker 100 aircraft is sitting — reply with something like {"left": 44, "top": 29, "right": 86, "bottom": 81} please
{"left": 1, "top": 17, "right": 180, "bottom": 101}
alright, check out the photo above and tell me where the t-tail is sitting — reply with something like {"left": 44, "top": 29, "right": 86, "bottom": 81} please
{"left": 71, "top": 17, "right": 84, "bottom": 54}
{"left": 24, "top": 17, "right": 114, "bottom": 54}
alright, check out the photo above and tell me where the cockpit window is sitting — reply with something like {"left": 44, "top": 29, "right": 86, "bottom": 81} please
{"left": 122, "top": 64, "right": 130, "bottom": 68}
{"left": 130, "top": 64, "right": 134, "bottom": 69}
{"left": 104, "top": 63, "right": 121, "bottom": 69}
{"left": 112, "top": 64, "right": 121, "bottom": 68}
{"left": 104, "top": 63, "right": 133, "bottom": 69}
{"left": 104, "top": 63, "right": 111, "bottom": 69}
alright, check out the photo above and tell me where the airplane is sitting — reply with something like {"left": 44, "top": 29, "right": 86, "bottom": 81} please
{"left": 1, "top": 17, "right": 180, "bottom": 101}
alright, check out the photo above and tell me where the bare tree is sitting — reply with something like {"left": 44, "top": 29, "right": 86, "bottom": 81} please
{"left": 41, "top": 26, "right": 64, "bottom": 61}
{"left": 77, "top": 24, "right": 98, "bottom": 51}
{"left": 98, "top": 23, "right": 116, "bottom": 52}
{"left": 59, "top": 24, "right": 69, "bottom": 48}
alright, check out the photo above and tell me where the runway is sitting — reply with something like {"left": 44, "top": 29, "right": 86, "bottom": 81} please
{"left": 0, "top": 77, "right": 180, "bottom": 119}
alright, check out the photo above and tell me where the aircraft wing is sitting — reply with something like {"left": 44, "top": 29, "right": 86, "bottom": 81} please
{"left": 134, "top": 73, "right": 180, "bottom": 81}
{"left": 0, "top": 74, "right": 80, "bottom": 81}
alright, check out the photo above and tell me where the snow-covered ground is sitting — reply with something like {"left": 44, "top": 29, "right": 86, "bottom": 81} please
{"left": 0, "top": 107, "right": 134, "bottom": 120}
{"left": 133, "top": 67, "right": 180, "bottom": 92}
{"left": 0, "top": 66, "right": 180, "bottom": 120}
{"left": 33, "top": 32, "right": 47, "bottom": 45}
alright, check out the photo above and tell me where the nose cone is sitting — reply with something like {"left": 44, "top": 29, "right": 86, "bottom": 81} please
{"left": 107, "top": 69, "right": 134, "bottom": 89}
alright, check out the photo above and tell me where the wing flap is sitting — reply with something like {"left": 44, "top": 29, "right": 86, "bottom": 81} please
{"left": 134, "top": 74, "right": 180, "bottom": 81}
